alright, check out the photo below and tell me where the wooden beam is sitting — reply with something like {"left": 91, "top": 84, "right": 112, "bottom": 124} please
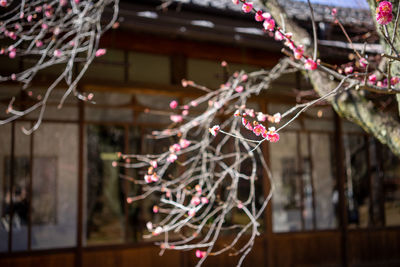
{"left": 101, "top": 31, "right": 281, "bottom": 68}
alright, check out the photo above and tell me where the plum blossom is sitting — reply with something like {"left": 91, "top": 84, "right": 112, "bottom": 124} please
{"left": 153, "top": 205, "right": 159, "bottom": 213}
{"left": 376, "top": 1, "right": 393, "bottom": 25}
{"left": 368, "top": 74, "right": 377, "bottom": 84}
{"left": 263, "top": 18, "right": 275, "bottom": 31}
{"left": 201, "top": 197, "right": 209, "bottom": 204}
{"left": 0, "top": 0, "right": 7, "bottom": 7}
{"left": 153, "top": 226, "right": 162, "bottom": 235}
{"left": 234, "top": 110, "right": 241, "bottom": 117}
{"left": 191, "top": 196, "right": 201, "bottom": 206}
{"left": 391, "top": 76, "right": 399, "bottom": 85}
{"left": 188, "top": 209, "right": 196, "bottom": 217}
{"left": 179, "top": 139, "right": 191, "bottom": 149}
{"left": 344, "top": 66, "right": 353, "bottom": 74}
{"left": 170, "top": 114, "right": 183, "bottom": 123}
{"left": 255, "top": 11, "right": 264, "bottom": 22}
{"left": 294, "top": 45, "right": 304, "bottom": 60}
{"left": 257, "top": 112, "right": 267, "bottom": 122}
{"left": 266, "top": 127, "right": 280, "bottom": 143}
{"left": 95, "top": 48, "right": 106, "bottom": 57}
{"left": 274, "top": 30, "right": 284, "bottom": 41}
{"left": 235, "top": 85, "right": 244, "bottom": 93}
{"left": 359, "top": 57, "right": 368, "bottom": 68}
{"left": 242, "top": 2, "right": 253, "bottom": 13}
{"left": 195, "top": 250, "right": 206, "bottom": 259}
{"left": 232, "top": 0, "right": 239, "bottom": 4}
{"left": 167, "top": 153, "right": 178, "bottom": 163}
{"left": 253, "top": 124, "right": 266, "bottom": 136}
{"left": 304, "top": 59, "right": 317, "bottom": 70}
{"left": 54, "top": 49, "right": 62, "bottom": 57}
{"left": 150, "top": 160, "right": 157, "bottom": 168}
{"left": 144, "top": 174, "right": 152, "bottom": 183}
{"left": 169, "top": 100, "right": 178, "bottom": 109}
{"left": 209, "top": 125, "right": 220, "bottom": 136}
{"left": 169, "top": 143, "right": 181, "bottom": 153}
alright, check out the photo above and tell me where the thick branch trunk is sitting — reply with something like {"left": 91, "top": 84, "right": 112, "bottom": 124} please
{"left": 264, "top": 0, "right": 400, "bottom": 157}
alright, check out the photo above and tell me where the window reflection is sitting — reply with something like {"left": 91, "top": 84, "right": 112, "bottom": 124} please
{"left": 86, "top": 125, "right": 126, "bottom": 245}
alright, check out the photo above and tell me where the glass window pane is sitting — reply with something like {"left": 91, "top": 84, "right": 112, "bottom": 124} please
{"left": 344, "top": 134, "right": 370, "bottom": 228}
{"left": 85, "top": 125, "right": 126, "bottom": 245}
{"left": 32, "top": 123, "right": 78, "bottom": 249}
{"left": 11, "top": 122, "right": 31, "bottom": 252}
{"left": 311, "top": 133, "right": 337, "bottom": 230}
{"left": 0, "top": 124, "right": 11, "bottom": 252}
{"left": 271, "top": 132, "right": 302, "bottom": 232}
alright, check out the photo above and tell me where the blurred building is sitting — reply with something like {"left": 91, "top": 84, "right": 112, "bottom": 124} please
{"left": 0, "top": 1, "right": 399, "bottom": 266}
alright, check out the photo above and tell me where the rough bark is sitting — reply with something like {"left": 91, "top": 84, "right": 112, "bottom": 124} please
{"left": 263, "top": 0, "right": 400, "bottom": 157}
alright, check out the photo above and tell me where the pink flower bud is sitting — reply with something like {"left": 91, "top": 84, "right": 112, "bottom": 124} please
{"left": 95, "top": 48, "right": 106, "bottom": 57}
{"left": 169, "top": 100, "right": 178, "bottom": 109}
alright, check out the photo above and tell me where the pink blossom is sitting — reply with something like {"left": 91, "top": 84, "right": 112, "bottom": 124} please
{"left": 257, "top": 112, "right": 267, "bottom": 122}
{"left": 0, "top": 0, "right": 7, "bottom": 7}
{"left": 195, "top": 184, "right": 202, "bottom": 193}
{"left": 253, "top": 124, "right": 266, "bottom": 136}
{"left": 391, "top": 76, "right": 399, "bottom": 85}
{"left": 377, "top": 1, "right": 392, "bottom": 15}
{"left": 153, "top": 226, "right": 162, "bottom": 235}
{"left": 151, "top": 173, "right": 159, "bottom": 182}
{"left": 153, "top": 205, "right": 159, "bottom": 213}
{"left": 144, "top": 174, "right": 152, "bottom": 183}
{"left": 255, "top": 11, "right": 264, "bottom": 22}
{"left": 245, "top": 109, "right": 255, "bottom": 117}
{"left": 241, "top": 74, "right": 248, "bottom": 81}
{"left": 368, "top": 74, "right": 377, "bottom": 84}
{"left": 235, "top": 85, "right": 244, "bottom": 93}
{"left": 11, "top": 73, "right": 16, "bottom": 80}
{"left": 237, "top": 202, "right": 243, "bottom": 209}
{"left": 304, "top": 59, "right": 317, "bottom": 70}
{"left": 221, "top": 60, "right": 227, "bottom": 67}
{"left": 375, "top": 10, "right": 392, "bottom": 25}
{"left": 182, "top": 110, "right": 189, "bottom": 116}
{"left": 170, "top": 143, "right": 181, "bottom": 153}
{"left": 150, "top": 160, "right": 158, "bottom": 168}
{"left": 179, "top": 139, "right": 191, "bottom": 149}
{"left": 234, "top": 110, "right": 241, "bottom": 117}
{"left": 42, "top": 24, "right": 48, "bottom": 29}
{"left": 195, "top": 250, "right": 206, "bottom": 259}
{"left": 170, "top": 114, "right": 183, "bottom": 123}
{"left": 232, "top": 0, "right": 239, "bottom": 4}
{"left": 54, "top": 49, "right": 62, "bottom": 57}
{"left": 272, "top": 113, "right": 281, "bottom": 123}
{"left": 27, "top": 15, "right": 33, "bottom": 22}
{"left": 8, "top": 48, "right": 16, "bottom": 59}
{"left": 274, "top": 30, "right": 284, "bottom": 41}
{"left": 146, "top": 222, "right": 153, "bottom": 230}
{"left": 95, "top": 48, "right": 106, "bottom": 57}
{"left": 242, "top": 117, "right": 248, "bottom": 126}
{"left": 188, "top": 209, "right": 196, "bottom": 217}
{"left": 183, "top": 105, "right": 189, "bottom": 110}
{"left": 169, "top": 100, "right": 178, "bottom": 109}
{"left": 344, "top": 66, "right": 354, "bottom": 74}
{"left": 242, "top": 2, "right": 253, "bottom": 13}
{"left": 359, "top": 57, "right": 368, "bottom": 68}
{"left": 190, "top": 100, "right": 198, "bottom": 107}
{"left": 263, "top": 18, "right": 275, "bottom": 31}
{"left": 201, "top": 197, "right": 209, "bottom": 204}
{"left": 36, "top": 40, "right": 43, "bottom": 47}
{"left": 191, "top": 196, "right": 201, "bottom": 206}
{"left": 266, "top": 127, "right": 280, "bottom": 143}
{"left": 209, "top": 125, "right": 220, "bottom": 136}
{"left": 245, "top": 122, "right": 253, "bottom": 131}
{"left": 294, "top": 45, "right": 304, "bottom": 60}
{"left": 331, "top": 8, "right": 337, "bottom": 16}
{"left": 167, "top": 153, "right": 178, "bottom": 163}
